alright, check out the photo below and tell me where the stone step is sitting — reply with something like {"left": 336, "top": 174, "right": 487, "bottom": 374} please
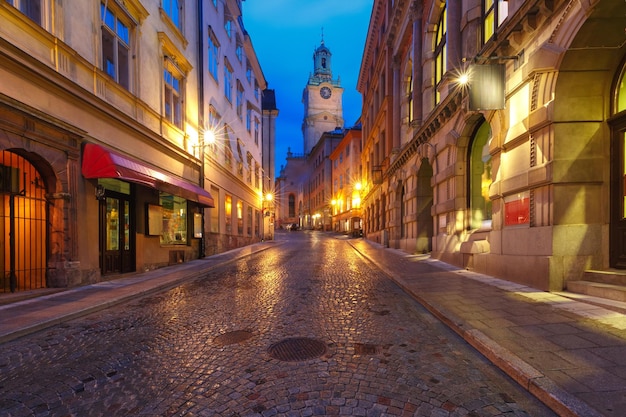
{"left": 567, "top": 280, "right": 626, "bottom": 303}
{"left": 583, "top": 269, "right": 626, "bottom": 285}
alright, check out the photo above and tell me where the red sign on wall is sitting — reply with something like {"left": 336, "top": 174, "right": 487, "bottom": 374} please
{"left": 505, "top": 197, "right": 529, "bottom": 226}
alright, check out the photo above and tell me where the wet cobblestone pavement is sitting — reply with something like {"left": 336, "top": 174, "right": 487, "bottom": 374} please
{"left": 0, "top": 233, "right": 555, "bottom": 416}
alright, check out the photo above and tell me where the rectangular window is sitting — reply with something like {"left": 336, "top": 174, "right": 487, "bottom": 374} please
{"left": 236, "top": 44, "right": 243, "bottom": 62}
{"left": 254, "top": 118, "right": 259, "bottom": 145}
{"left": 224, "top": 62, "right": 232, "bottom": 101}
{"left": 236, "top": 81, "right": 244, "bottom": 119}
{"left": 210, "top": 186, "right": 219, "bottom": 233}
{"left": 483, "top": 0, "right": 509, "bottom": 44}
{"left": 246, "top": 65, "right": 252, "bottom": 83}
{"left": 163, "top": 0, "right": 182, "bottom": 31}
{"left": 237, "top": 200, "right": 243, "bottom": 235}
{"left": 225, "top": 194, "right": 232, "bottom": 233}
{"left": 164, "top": 68, "right": 183, "bottom": 128}
{"left": 247, "top": 206, "right": 252, "bottom": 236}
{"left": 208, "top": 30, "right": 219, "bottom": 80}
{"left": 246, "top": 110, "right": 252, "bottom": 132}
{"left": 224, "top": 19, "right": 232, "bottom": 38}
{"left": 159, "top": 194, "right": 187, "bottom": 245}
{"left": 101, "top": 3, "right": 130, "bottom": 90}
{"left": 9, "top": 0, "right": 42, "bottom": 25}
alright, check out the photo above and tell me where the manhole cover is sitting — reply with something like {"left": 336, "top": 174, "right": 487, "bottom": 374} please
{"left": 213, "top": 330, "right": 253, "bottom": 346}
{"left": 267, "top": 337, "right": 327, "bottom": 362}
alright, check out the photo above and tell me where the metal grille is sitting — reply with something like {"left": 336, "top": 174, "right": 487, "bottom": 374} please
{"left": 1, "top": 150, "right": 47, "bottom": 292}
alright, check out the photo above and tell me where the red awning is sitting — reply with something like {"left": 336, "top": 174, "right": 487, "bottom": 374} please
{"left": 82, "top": 143, "right": 214, "bottom": 207}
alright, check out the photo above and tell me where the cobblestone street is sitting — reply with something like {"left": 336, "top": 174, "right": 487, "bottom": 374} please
{"left": 0, "top": 232, "right": 555, "bottom": 416}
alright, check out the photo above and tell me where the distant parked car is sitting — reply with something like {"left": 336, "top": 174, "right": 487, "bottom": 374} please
{"left": 288, "top": 223, "right": 299, "bottom": 231}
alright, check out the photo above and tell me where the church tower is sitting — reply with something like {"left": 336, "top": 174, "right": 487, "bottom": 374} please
{"left": 302, "top": 35, "right": 344, "bottom": 154}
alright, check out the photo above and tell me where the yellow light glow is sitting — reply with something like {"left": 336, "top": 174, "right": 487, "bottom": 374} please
{"left": 205, "top": 129, "right": 216, "bottom": 145}
{"left": 265, "top": 193, "right": 273, "bottom": 202}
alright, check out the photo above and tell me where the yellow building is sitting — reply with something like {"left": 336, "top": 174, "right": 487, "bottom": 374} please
{"left": 359, "top": 0, "right": 626, "bottom": 294}
{"left": 0, "top": 0, "right": 267, "bottom": 292}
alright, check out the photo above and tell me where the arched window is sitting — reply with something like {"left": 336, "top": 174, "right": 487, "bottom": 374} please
{"left": 434, "top": 6, "right": 447, "bottom": 106}
{"left": 469, "top": 121, "right": 493, "bottom": 230}
{"left": 405, "top": 59, "right": 414, "bottom": 124}
{"left": 617, "top": 66, "right": 626, "bottom": 114}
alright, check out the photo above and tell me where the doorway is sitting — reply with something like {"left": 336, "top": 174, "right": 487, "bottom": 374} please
{"left": 0, "top": 150, "right": 47, "bottom": 292}
{"left": 610, "top": 118, "right": 626, "bottom": 268}
{"left": 99, "top": 180, "right": 135, "bottom": 275}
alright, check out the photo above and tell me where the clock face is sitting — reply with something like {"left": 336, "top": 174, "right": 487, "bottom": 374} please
{"left": 320, "top": 86, "right": 332, "bottom": 99}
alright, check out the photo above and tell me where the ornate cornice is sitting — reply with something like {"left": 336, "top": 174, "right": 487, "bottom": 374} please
{"left": 388, "top": 91, "right": 462, "bottom": 177}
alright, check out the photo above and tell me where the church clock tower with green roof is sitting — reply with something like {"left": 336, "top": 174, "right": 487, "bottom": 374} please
{"left": 302, "top": 36, "right": 344, "bottom": 154}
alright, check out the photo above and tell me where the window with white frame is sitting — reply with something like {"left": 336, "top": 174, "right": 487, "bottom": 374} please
{"left": 254, "top": 118, "right": 259, "bottom": 145}
{"left": 164, "top": 65, "right": 183, "bottom": 128}
{"left": 162, "top": 0, "right": 182, "bottom": 31}
{"left": 246, "top": 65, "right": 252, "bottom": 84}
{"left": 101, "top": 3, "right": 131, "bottom": 90}
{"left": 208, "top": 28, "right": 219, "bottom": 81}
{"left": 246, "top": 109, "right": 252, "bottom": 132}
{"left": 8, "top": 0, "right": 43, "bottom": 26}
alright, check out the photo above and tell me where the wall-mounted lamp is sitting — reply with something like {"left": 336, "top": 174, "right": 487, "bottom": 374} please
{"left": 95, "top": 184, "right": 106, "bottom": 201}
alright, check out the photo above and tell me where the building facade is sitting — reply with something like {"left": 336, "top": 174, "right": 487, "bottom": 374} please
{"left": 330, "top": 124, "right": 363, "bottom": 235}
{"left": 358, "top": 0, "right": 626, "bottom": 292}
{"left": 0, "top": 0, "right": 267, "bottom": 292}
{"left": 276, "top": 38, "right": 346, "bottom": 231}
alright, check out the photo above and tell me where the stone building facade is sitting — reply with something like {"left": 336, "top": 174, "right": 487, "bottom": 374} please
{"left": 0, "top": 0, "right": 267, "bottom": 292}
{"left": 358, "top": 0, "right": 626, "bottom": 292}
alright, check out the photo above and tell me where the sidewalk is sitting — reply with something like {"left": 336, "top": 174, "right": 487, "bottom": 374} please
{"left": 349, "top": 239, "right": 626, "bottom": 417}
{"left": 1, "top": 236, "right": 625, "bottom": 416}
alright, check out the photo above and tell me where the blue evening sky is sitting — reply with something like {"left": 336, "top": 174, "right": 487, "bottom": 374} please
{"left": 242, "top": 1, "right": 373, "bottom": 174}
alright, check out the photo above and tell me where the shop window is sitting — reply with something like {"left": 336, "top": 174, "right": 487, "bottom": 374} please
{"left": 210, "top": 185, "right": 219, "bottom": 233}
{"left": 159, "top": 194, "right": 187, "bottom": 245}
{"left": 225, "top": 194, "right": 232, "bottom": 233}
{"left": 101, "top": 3, "right": 131, "bottom": 90}
{"left": 469, "top": 121, "right": 493, "bottom": 230}
{"left": 237, "top": 200, "right": 243, "bottom": 235}
{"left": 617, "top": 67, "right": 626, "bottom": 114}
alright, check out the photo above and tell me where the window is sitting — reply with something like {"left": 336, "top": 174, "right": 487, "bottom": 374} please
{"left": 289, "top": 194, "right": 296, "bottom": 218}
{"left": 164, "top": 67, "right": 183, "bottom": 128}
{"left": 208, "top": 29, "right": 219, "bottom": 80}
{"left": 159, "top": 194, "right": 187, "bottom": 245}
{"left": 224, "top": 61, "right": 233, "bottom": 101}
{"left": 254, "top": 81, "right": 260, "bottom": 100}
{"left": 9, "top": 0, "right": 42, "bottom": 25}
{"left": 101, "top": 3, "right": 131, "bottom": 90}
{"left": 246, "top": 65, "right": 252, "bottom": 83}
{"left": 162, "top": 0, "right": 182, "bottom": 31}
{"left": 406, "top": 59, "right": 414, "bottom": 123}
{"left": 469, "top": 121, "right": 493, "bottom": 229}
{"left": 212, "top": 0, "right": 217, "bottom": 7}
{"left": 236, "top": 40, "right": 243, "bottom": 62}
{"left": 224, "top": 18, "right": 232, "bottom": 38}
{"left": 434, "top": 6, "right": 447, "bottom": 105}
{"left": 237, "top": 200, "right": 243, "bottom": 235}
{"left": 246, "top": 109, "right": 252, "bottom": 132}
{"left": 225, "top": 194, "right": 232, "bottom": 233}
{"left": 254, "top": 118, "right": 259, "bottom": 145}
{"left": 247, "top": 206, "right": 252, "bottom": 236}
{"left": 236, "top": 80, "right": 244, "bottom": 118}
{"left": 210, "top": 186, "right": 219, "bottom": 233}
{"left": 483, "top": 0, "right": 509, "bottom": 44}
{"left": 246, "top": 152, "right": 253, "bottom": 184}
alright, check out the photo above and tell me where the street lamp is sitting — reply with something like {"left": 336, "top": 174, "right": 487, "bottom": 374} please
{"left": 263, "top": 191, "right": 274, "bottom": 240}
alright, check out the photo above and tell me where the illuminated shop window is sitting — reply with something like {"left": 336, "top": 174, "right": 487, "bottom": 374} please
{"left": 160, "top": 194, "right": 187, "bottom": 245}
{"left": 469, "top": 121, "right": 493, "bottom": 229}
{"left": 617, "top": 68, "right": 626, "bottom": 114}
{"left": 225, "top": 194, "right": 232, "bottom": 233}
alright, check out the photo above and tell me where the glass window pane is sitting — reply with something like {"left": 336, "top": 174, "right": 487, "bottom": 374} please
{"left": 118, "top": 43, "right": 129, "bottom": 89}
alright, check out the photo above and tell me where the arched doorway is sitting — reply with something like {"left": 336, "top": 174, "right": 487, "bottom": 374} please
{"left": 416, "top": 158, "right": 434, "bottom": 253}
{"left": 610, "top": 64, "right": 626, "bottom": 268}
{"left": 0, "top": 150, "right": 47, "bottom": 292}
